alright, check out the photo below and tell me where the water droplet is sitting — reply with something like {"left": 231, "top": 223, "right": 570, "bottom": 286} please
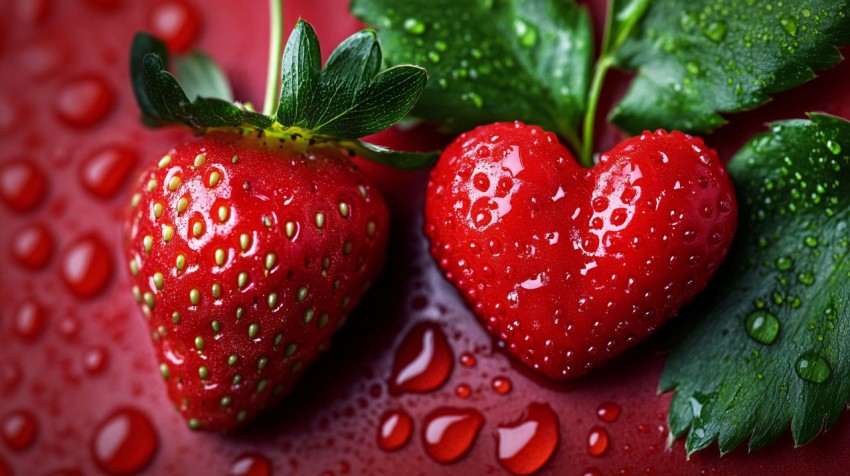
{"left": 228, "top": 453, "right": 272, "bottom": 476}
{"left": 513, "top": 19, "right": 538, "bottom": 47}
{"left": 403, "top": 18, "right": 426, "bottom": 35}
{"left": 80, "top": 145, "right": 138, "bottom": 199}
{"left": 586, "top": 426, "right": 609, "bottom": 457}
{"left": 492, "top": 376, "right": 512, "bottom": 395}
{"left": 495, "top": 403, "right": 559, "bottom": 475}
{"left": 55, "top": 75, "right": 114, "bottom": 127}
{"left": 775, "top": 256, "right": 793, "bottom": 271}
{"left": 377, "top": 409, "right": 413, "bottom": 451}
{"left": 13, "top": 299, "right": 48, "bottom": 341}
{"left": 389, "top": 321, "right": 453, "bottom": 394}
{"left": 83, "top": 347, "right": 109, "bottom": 375}
{"left": 745, "top": 310, "right": 780, "bottom": 345}
{"left": 11, "top": 223, "right": 53, "bottom": 269}
{"left": 1, "top": 410, "right": 38, "bottom": 451}
{"left": 459, "top": 353, "right": 477, "bottom": 367}
{"left": 91, "top": 407, "right": 158, "bottom": 475}
{"left": 827, "top": 140, "right": 842, "bottom": 155}
{"left": 0, "top": 159, "right": 48, "bottom": 212}
{"left": 422, "top": 407, "right": 484, "bottom": 463}
{"left": 61, "top": 234, "right": 113, "bottom": 298}
{"left": 704, "top": 21, "right": 727, "bottom": 41}
{"left": 148, "top": 0, "right": 200, "bottom": 52}
{"left": 596, "top": 402, "right": 621, "bottom": 422}
{"left": 795, "top": 352, "right": 831, "bottom": 383}
{"left": 780, "top": 17, "right": 798, "bottom": 36}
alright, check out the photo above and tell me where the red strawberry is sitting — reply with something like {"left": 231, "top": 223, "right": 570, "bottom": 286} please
{"left": 124, "top": 20, "right": 435, "bottom": 430}
{"left": 424, "top": 122, "right": 737, "bottom": 380}
{"left": 124, "top": 131, "right": 388, "bottom": 430}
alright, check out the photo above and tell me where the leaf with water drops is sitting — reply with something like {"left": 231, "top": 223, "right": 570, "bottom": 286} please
{"left": 611, "top": 1, "right": 850, "bottom": 134}
{"left": 661, "top": 114, "right": 850, "bottom": 455}
{"left": 351, "top": 0, "right": 593, "bottom": 150}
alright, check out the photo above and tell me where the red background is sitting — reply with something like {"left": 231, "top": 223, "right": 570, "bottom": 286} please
{"left": 1, "top": 0, "right": 849, "bottom": 474}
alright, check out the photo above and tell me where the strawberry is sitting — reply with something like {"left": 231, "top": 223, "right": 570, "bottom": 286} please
{"left": 124, "top": 21, "right": 435, "bottom": 430}
{"left": 424, "top": 122, "right": 737, "bottom": 380}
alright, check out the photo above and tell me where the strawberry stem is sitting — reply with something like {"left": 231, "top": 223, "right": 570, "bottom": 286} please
{"left": 581, "top": 55, "right": 611, "bottom": 168}
{"left": 263, "top": 0, "right": 284, "bottom": 116}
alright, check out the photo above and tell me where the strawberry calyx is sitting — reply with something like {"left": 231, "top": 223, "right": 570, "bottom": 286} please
{"left": 131, "top": 20, "right": 437, "bottom": 169}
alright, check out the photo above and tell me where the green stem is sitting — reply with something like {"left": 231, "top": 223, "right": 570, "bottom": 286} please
{"left": 262, "top": 0, "right": 284, "bottom": 116}
{"left": 581, "top": 55, "right": 612, "bottom": 167}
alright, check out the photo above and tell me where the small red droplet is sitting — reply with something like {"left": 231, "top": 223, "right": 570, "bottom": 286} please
{"left": 389, "top": 321, "right": 454, "bottom": 394}
{"left": 80, "top": 146, "right": 138, "bottom": 199}
{"left": 11, "top": 223, "right": 53, "bottom": 269}
{"left": 229, "top": 453, "right": 272, "bottom": 476}
{"left": 587, "top": 426, "right": 609, "bottom": 457}
{"left": 1, "top": 361, "right": 22, "bottom": 394}
{"left": 459, "top": 352, "right": 476, "bottom": 367}
{"left": 0, "top": 159, "right": 48, "bottom": 212}
{"left": 91, "top": 407, "right": 158, "bottom": 475}
{"left": 583, "top": 469, "right": 602, "bottom": 476}
{"left": 83, "top": 347, "right": 109, "bottom": 375}
{"left": 60, "top": 234, "right": 113, "bottom": 299}
{"left": 55, "top": 75, "right": 114, "bottom": 127}
{"left": 13, "top": 299, "right": 48, "bottom": 341}
{"left": 455, "top": 384, "right": 471, "bottom": 399}
{"left": 491, "top": 376, "right": 512, "bottom": 395}
{"left": 377, "top": 410, "right": 413, "bottom": 451}
{"left": 1, "top": 410, "right": 38, "bottom": 451}
{"left": 422, "top": 407, "right": 484, "bottom": 463}
{"left": 495, "top": 403, "right": 559, "bottom": 475}
{"left": 148, "top": 0, "right": 200, "bottom": 53}
{"left": 596, "top": 402, "right": 621, "bottom": 423}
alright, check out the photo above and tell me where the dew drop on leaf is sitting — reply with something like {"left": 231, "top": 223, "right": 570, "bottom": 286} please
{"left": 826, "top": 140, "right": 842, "bottom": 155}
{"left": 795, "top": 352, "right": 831, "bottom": 384}
{"left": 403, "top": 18, "right": 426, "bottom": 35}
{"left": 745, "top": 310, "right": 780, "bottom": 345}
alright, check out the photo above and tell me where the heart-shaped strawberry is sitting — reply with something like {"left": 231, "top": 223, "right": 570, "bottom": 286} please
{"left": 424, "top": 122, "right": 737, "bottom": 380}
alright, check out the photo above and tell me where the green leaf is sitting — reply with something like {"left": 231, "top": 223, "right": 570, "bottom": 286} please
{"left": 277, "top": 19, "right": 322, "bottom": 127}
{"left": 310, "top": 65, "right": 428, "bottom": 139}
{"left": 660, "top": 114, "right": 850, "bottom": 455}
{"left": 350, "top": 0, "right": 592, "bottom": 148}
{"left": 340, "top": 139, "right": 439, "bottom": 170}
{"left": 175, "top": 50, "right": 234, "bottom": 101}
{"left": 611, "top": 1, "right": 850, "bottom": 134}
{"left": 130, "top": 33, "right": 170, "bottom": 125}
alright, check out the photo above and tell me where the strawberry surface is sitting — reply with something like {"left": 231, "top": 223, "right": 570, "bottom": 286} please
{"left": 425, "top": 122, "right": 737, "bottom": 380}
{"left": 124, "top": 131, "right": 389, "bottom": 430}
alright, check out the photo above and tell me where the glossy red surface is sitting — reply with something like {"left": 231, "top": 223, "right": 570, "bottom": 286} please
{"left": 1, "top": 0, "right": 850, "bottom": 474}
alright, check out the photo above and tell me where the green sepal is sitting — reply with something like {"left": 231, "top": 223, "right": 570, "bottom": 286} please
{"left": 129, "top": 21, "right": 434, "bottom": 170}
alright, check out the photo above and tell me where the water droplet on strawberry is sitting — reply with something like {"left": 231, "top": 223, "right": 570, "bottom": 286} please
{"left": 422, "top": 407, "right": 484, "bottom": 463}
{"left": 11, "top": 222, "right": 53, "bottom": 269}
{"left": 60, "top": 234, "right": 112, "bottom": 298}
{"left": 80, "top": 145, "right": 137, "bottom": 199}
{"left": 13, "top": 299, "right": 48, "bottom": 341}
{"left": 495, "top": 403, "right": 559, "bottom": 475}
{"left": 459, "top": 353, "right": 477, "bottom": 367}
{"left": 91, "top": 407, "right": 158, "bottom": 475}
{"left": 491, "top": 376, "right": 512, "bottom": 395}
{"left": 455, "top": 383, "right": 471, "bottom": 398}
{"left": 148, "top": 0, "right": 200, "bottom": 53}
{"left": 377, "top": 409, "right": 413, "bottom": 451}
{"left": 55, "top": 75, "right": 114, "bottom": 127}
{"left": 20, "top": 41, "right": 67, "bottom": 78}
{"left": 596, "top": 402, "right": 621, "bottom": 423}
{"left": 1, "top": 410, "right": 38, "bottom": 451}
{"left": 389, "top": 321, "right": 453, "bottom": 394}
{"left": 0, "top": 159, "right": 48, "bottom": 212}
{"left": 229, "top": 453, "right": 272, "bottom": 476}
{"left": 586, "top": 426, "right": 609, "bottom": 457}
